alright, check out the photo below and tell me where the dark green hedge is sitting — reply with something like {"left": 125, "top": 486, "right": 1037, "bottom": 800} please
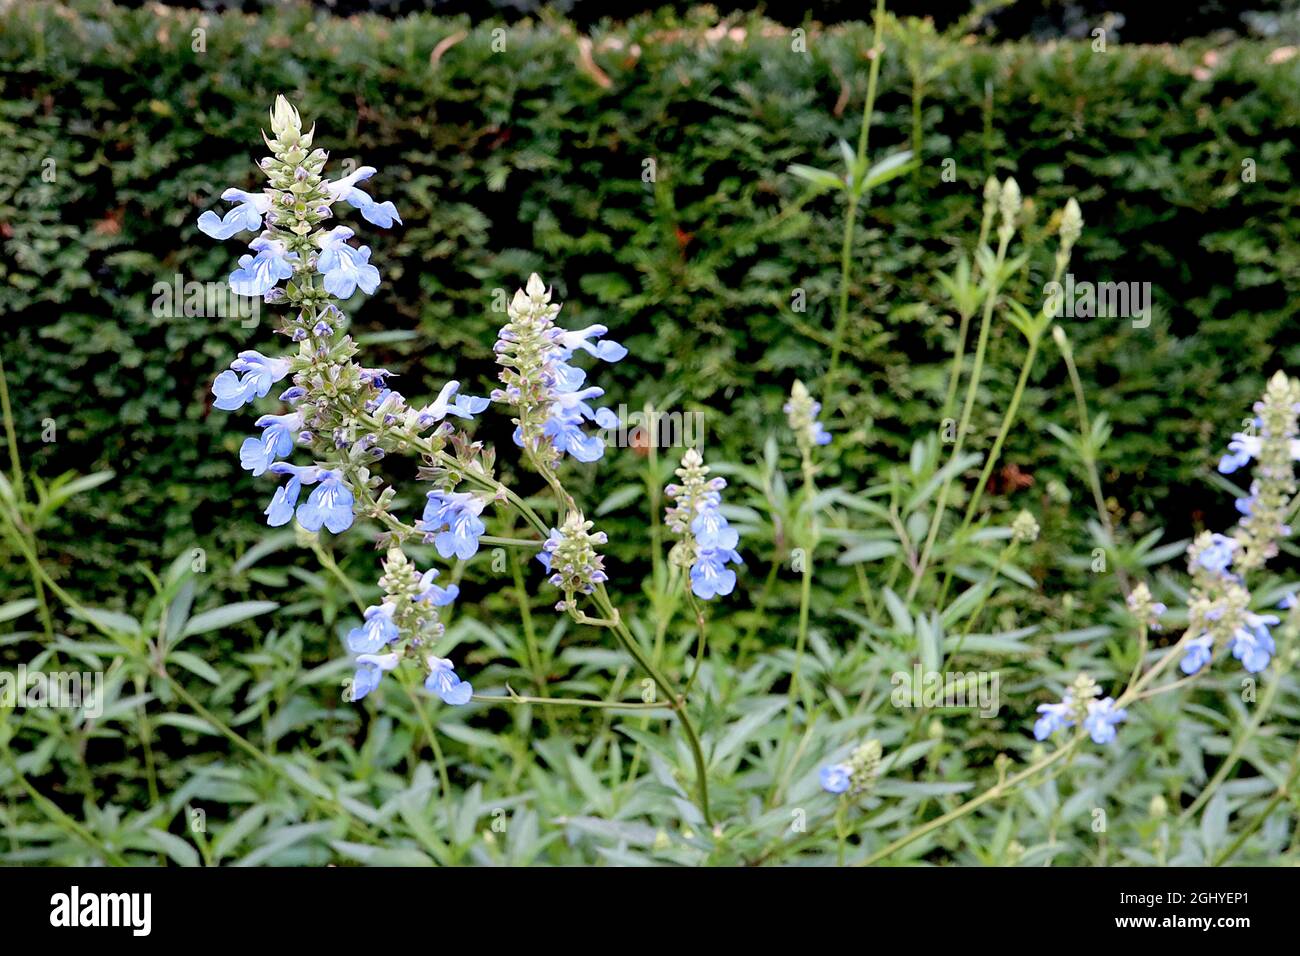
{"left": 2, "top": 0, "right": 1299, "bottom": 597}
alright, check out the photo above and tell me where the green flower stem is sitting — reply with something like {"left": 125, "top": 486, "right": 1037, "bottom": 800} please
{"left": 939, "top": 212, "right": 996, "bottom": 425}
{"left": 1181, "top": 624, "right": 1292, "bottom": 821}
{"left": 470, "top": 693, "right": 669, "bottom": 711}
{"left": 908, "top": 231, "right": 1011, "bottom": 603}
{"left": 957, "top": 330, "right": 1044, "bottom": 534}
{"left": 398, "top": 666, "right": 453, "bottom": 796}
{"left": 509, "top": 548, "right": 560, "bottom": 737}
{"left": 789, "top": 447, "right": 820, "bottom": 711}
{"left": 0, "top": 359, "right": 54, "bottom": 639}
{"left": 683, "top": 590, "right": 710, "bottom": 700}
{"left": 594, "top": 585, "right": 713, "bottom": 828}
{"left": 1054, "top": 327, "right": 1132, "bottom": 595}
{"left": 826, "top": 0, "right": 888, "bottom": 388}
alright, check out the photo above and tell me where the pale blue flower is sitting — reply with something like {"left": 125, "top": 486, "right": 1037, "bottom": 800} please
{"left": 820, "top": 763, "right": 851, "bottom": 794}
{"left": 239, "top": 411, "right": 301, "bottom": 476}
{"left": 197, "top": 188, "right": 272, "bottom": 240}
{"left": 296, "top": 469, "right": 354, "bottom": 534}
{"left": 691, "top": 501, "right": 739, "bottom": 552}
{"left": 263, "top": 463, "right": 320, "bottom": 527}
{"left": 555, "top": 324, "right": 628, "bottom": 363}
{"left": 1082, "top": 697, "right": 1127, "bottom": 745}
{"left": 416, "top": 381, "right": 490, "bottom": 428}
{"left": 424, "top": 655, "right": 472, "bottom": 705}
{"left": 351, "top": 651, "right": 400, "bottom": 701}
{"left": 1033, "top": 699, "right": 1074, "bottom": 740}
{"left": 1180, "top": 634, "right": 1214, "bottom": 675}
{"left": 229, "top": 236, "right": 297, "bottom": 297}
{"left": 346, "top": 603, "right": 399, "bottom": 654}
{"left": 416, "top": 568, "right": 459, "bottom": 607}
{"left": 325, "top": 166, "right": 402, "bottom": 228}
{"left": 211, "top": 350, "right": 292, "bottom": 411}
{"left": 1196, "top": 533, "right": 1237, "bottom": 576}
{"left": 419, "top": 490, "right": 487, "bottom": 560}
{"left": 316, "top": 226, "right": 380, "bottom": 298}
{"left": 1231, "top": 612, "right": 1278, "bottom": 673}
{"left": 690, "top": 547, "right": 742, "bottom": 599}
{"left": 542, "top": 406, "right": 608, "bottom": 462}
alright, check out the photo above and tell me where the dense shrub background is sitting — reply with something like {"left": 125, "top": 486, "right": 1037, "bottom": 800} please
{"left": 2, "top": 0, "right": 1298, "bottom": 601}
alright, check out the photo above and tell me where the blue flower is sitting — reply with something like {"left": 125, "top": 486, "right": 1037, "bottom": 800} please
{"left": 536, "top": 386, "right": 619, "bottom": 463}
{"left": 346, "top": 603, "right": 399, "bottom": 654}
{"left": 424, "top": 655, "right": 472, "bottom": 706}
{"left": 1082, "top": 697, "right": 1127, "bottom": 745}
{"left": 691, "top": 500, "right": 739, "bottom": 551}
{"left": 316, "top": 226, "right": 380, "bottom": 298}
{"left": 819, "top": 763, "right": 851, "bottom": 794}
{"left": 211, "top": 350, "right": 292, "bottom": 411}
{"left": 238, "top": 411, "right": 301, "bottom": 476}
{"left": 229, "top": 236, "right": 297, "bottom": 297}
{"left": 197, "top": 188, "right": 271, "bottom": 240}
{"left": 690, "top": 547, "right": 742, "bottom": 600}
{"left": 416, "top": 568, "right": 459, "bottom": 607}
{"left": 542, "top": 406, "right": 608, "bottom": 462}
{"left": 1033, "top": 699, "right": 1074, "bottom": 740}
{"left": 351, "top": 651, "right": 400, "bottom": 701}
{"left": 325, "top": 166, "right": 402, "bottom": 228}
{"left": 556, "top": 324, "right": 628, "bottom": 363}
{"left": 416, "top": 381, "right": 490, "bottom": 428}
{"left": 296, "top": 469, "right": 354, "bottom": 534}
{"left": 1180, "top": 634, "right": 1215, "bottom": 675}
{"left": 263, "top": 463, "right": 317, "bottom": 526}
{"left": 1231, "top": 612, "right": 1278, "bottom": 673}
{"left": 1196, "top": 533, "right": 1237, "bottom": 576}
{"left": 419, "top": 490, "right": 487, "bottom": 560}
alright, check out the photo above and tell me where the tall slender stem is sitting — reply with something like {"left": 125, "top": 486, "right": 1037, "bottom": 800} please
{"left": 827, "top": 0, "right": 888, "bottom": 387}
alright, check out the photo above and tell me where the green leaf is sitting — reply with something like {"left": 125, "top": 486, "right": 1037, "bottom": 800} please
{"left": 180, "top": 601, "right": 278, "bottom": 638}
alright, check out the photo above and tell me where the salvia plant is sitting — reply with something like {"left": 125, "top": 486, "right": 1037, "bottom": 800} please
{"left": 184, "top": 96, "right": 1300, "bottom": 861}
{"left": 196, "top": 96, "right": 738, "bottom": 824}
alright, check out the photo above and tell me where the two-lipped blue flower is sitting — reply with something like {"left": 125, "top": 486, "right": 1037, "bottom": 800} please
{"left": 424, "top": 655, "right": 472, "bottom": 706}
{"left": 690, "top": 547, "right": 743, "bottom": 599}
{"left": 325, "top": 166, "right": 402, "bottom": 228}
{"left": 239, "top": 411, "right": 301, "bottom": 476}
{"left": 295, "top": 469, "right": 355, "bottom": 534}
{"left": 1231, "top": 612, "right": 1278, "bottom": 673}
{"left": 229, "top": 236, "right": 297, "bottom": 297}
{"left": 819, "top": 763, "right": 851, "bottom": 795}
{"left": 1180, "top": 634, "right": 1215, "bottom": 675}
{"left": 416, "top": 381, "right": 491, "bottom": 428}
{"left": 419, "top": 490, "right": 487, "bottom": 560}
{"left": 1033, "top": 698, "right": 1074, "bottom": 741}
{"left": 212, "top": 350, "right": 292, "bottom": 411}
{"left": 1196, "top": 533, "right": 1237, "bottom": 576}
{"left": 1082, "top": 697, "right": 1127, "bottom": 745}
{"left": 198, "top": 188, "right": 272, "bottom": 240}
{"left": 416, "top": 568, "right": 460, "bottom": 607}
{"left": 555, "top": 324, "right": 629, "bottom": 363}
{"left": 347, "top": 603, "right": 399, "bottom": 654}
{"left": 352, "top": 652, "right": 400, "bottom": 701}
{"left": 316, "top": 226, "right": 381, "bottom": 298}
